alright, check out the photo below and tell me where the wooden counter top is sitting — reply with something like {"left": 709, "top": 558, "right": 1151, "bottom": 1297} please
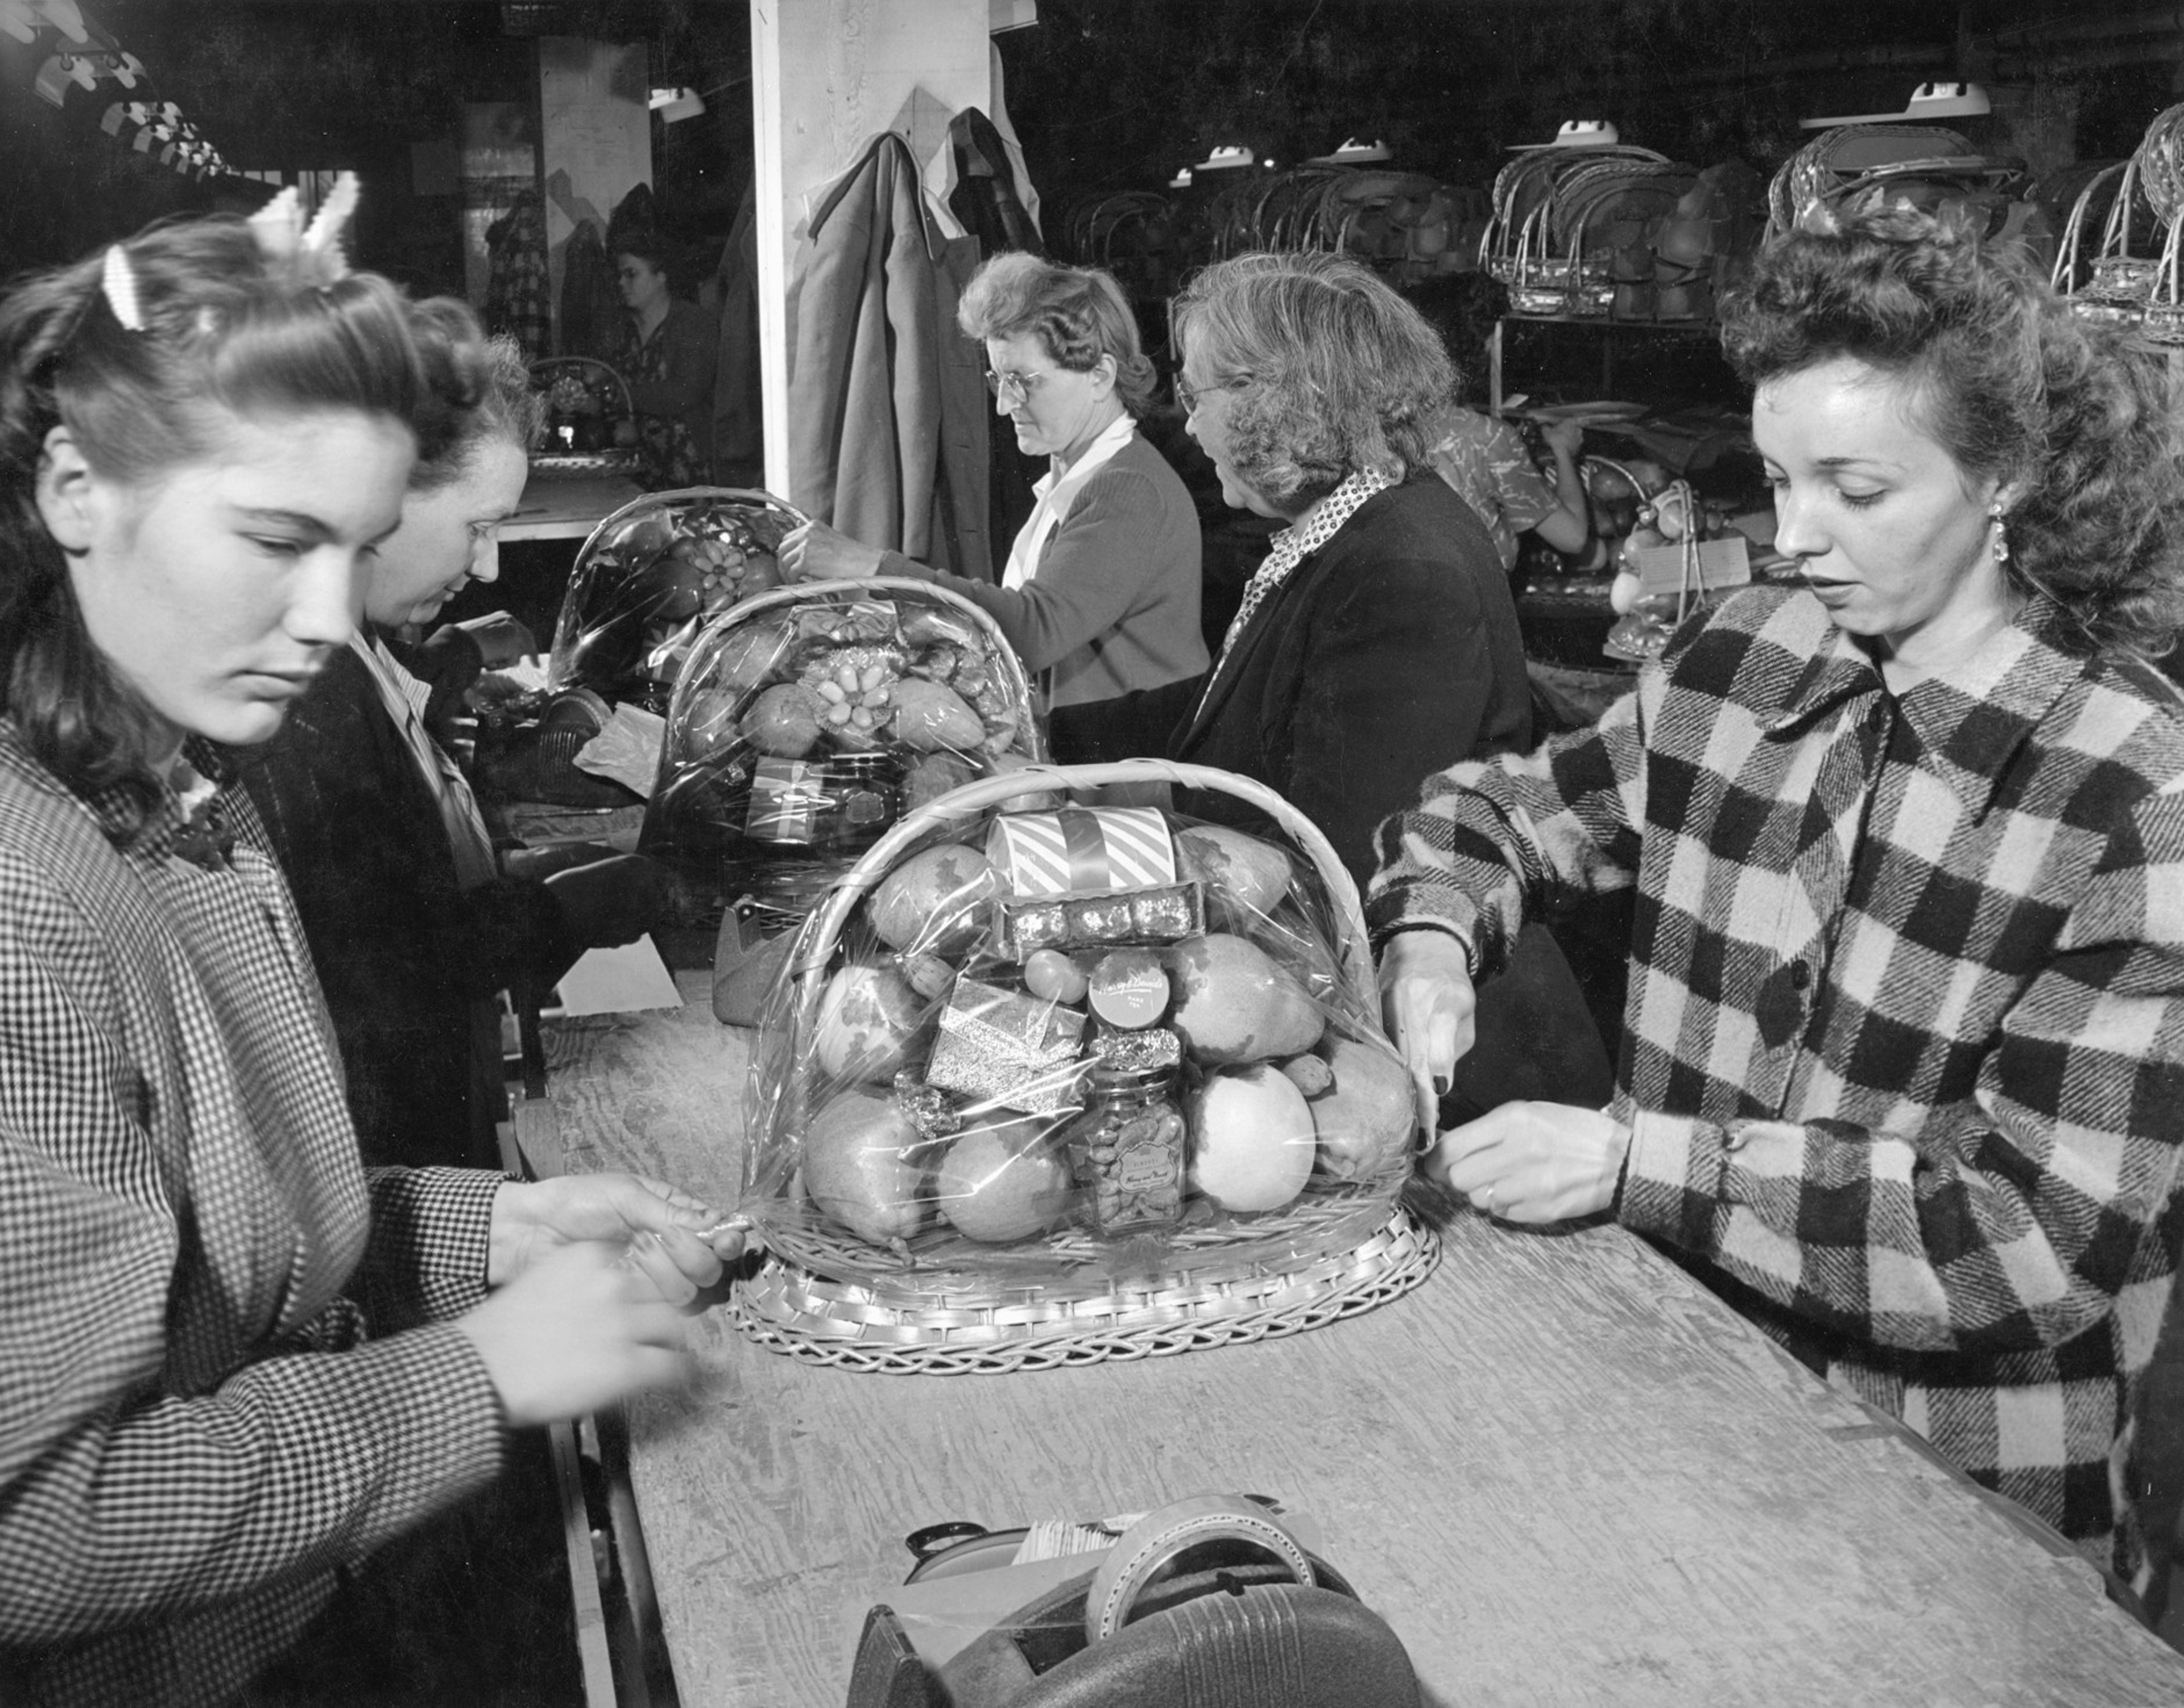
{"left": 529, "top": 977, "right": 2184, "bottom": 1707}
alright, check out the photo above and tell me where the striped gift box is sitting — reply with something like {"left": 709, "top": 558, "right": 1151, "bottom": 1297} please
{"left": 986, "top": 807, "right": 1177, "bottom": 898}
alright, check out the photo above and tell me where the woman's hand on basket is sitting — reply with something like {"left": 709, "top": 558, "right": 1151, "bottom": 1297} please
{"left": 1378, "top": 928, "right": 1477, "bottom": 1136}
{"left": 1425, "top": 1101, "right": 1630, "bottom": 1225}
{"left": 779, "top": 520, "right": 886, "bottom": 582}
{"left": 487, "top": 1173, "right": 748, "bottom": 1298}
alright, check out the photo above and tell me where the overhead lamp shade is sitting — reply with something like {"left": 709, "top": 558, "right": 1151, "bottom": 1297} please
{"left": 1309, "top": 137, "right": 1393, "bottom": 166}
{"left": 1800, "top": 81, "right": 1992, "bottom": 130}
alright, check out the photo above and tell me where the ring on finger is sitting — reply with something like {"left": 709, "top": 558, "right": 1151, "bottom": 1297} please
{"left": 1483, "top": 1183, "right": 1496, "bottom": 1218}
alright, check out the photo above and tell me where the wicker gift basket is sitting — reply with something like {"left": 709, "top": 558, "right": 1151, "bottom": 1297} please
{"left": 547, "top": 486, "right": 808, "bottom": 714}
{"left": 2056, "top": 105, "right": 2184, "bottom": 343}
{"left": 639, "top": 576, "right": 1045, "bottom": 930}
{"left": 526, "top": 355, "right": 642, "bottom": 477}
{"left": 1481, "top": 143, "right": 1670, "bottom": 315}
{"left": 727, "top": 758, "right": 1441, "bottom": 1375}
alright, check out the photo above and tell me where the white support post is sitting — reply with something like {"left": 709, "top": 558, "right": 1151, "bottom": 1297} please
{"left": 748, "top": 0, "right": 993, "bottom": 503}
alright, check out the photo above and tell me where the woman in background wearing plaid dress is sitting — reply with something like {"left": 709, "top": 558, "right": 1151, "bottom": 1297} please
{"left": 1371, "top": 198, "right": 2184, "bottom": 1586}
{"left": 0, "top": 207, "right": 744, "bottom": 1707}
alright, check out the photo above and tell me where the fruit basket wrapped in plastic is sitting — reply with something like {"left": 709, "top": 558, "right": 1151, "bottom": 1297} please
{"left": 640, "top": 578, "right": 1045, "bottom": 927}
{"left": 548, "top": 487, "right": 805, "bottom": 713}
{"left": 727, "top": 759, "right": 1441, "bottom": 1374}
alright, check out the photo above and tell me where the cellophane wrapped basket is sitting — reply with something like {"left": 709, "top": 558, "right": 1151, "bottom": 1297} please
{"left": 548, "top": 487, "right": 806, "bottom": 713}
{"left": 729, "top": 759, "right": 1440, "bottom": 1374}
{"left": 640, "top": 578, "right": 1045, "bottom": 929}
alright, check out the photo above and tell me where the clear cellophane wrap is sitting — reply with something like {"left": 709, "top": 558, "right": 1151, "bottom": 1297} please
{"left": 739, "top": 762, "right": 1420, "bottom": 1294}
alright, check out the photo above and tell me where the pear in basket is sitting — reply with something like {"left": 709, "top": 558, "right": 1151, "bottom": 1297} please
{"left": 1304, "top": 1035, "right": 1416, "bottom": 1181}
{"left": 1174, "top": 825, "right": 1293, "bottom": 921}
{"left": 869, "top": 843, "right": 999, "bottom": 957}
{"left": 1168, "top": 934, "right": 1323, "bottom": 1066}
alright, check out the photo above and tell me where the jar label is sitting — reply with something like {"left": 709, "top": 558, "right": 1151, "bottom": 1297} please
{"left": 1117, "top": 1145, "right": 1177, "bottom": 1190}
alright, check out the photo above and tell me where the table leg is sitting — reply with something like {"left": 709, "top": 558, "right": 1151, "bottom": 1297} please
{"left": 551, "top": 1418, "right": 622, "bottom": 1708}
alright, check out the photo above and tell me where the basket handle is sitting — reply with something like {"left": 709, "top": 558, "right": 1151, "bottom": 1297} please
{"left": 570, "top": 484, "right": 814, "bottom": 565}
{"left": 2099, "top": 154, "right": 2142, "bottom": 262}
{"left": 2053, "top": 163, "right": 2127, "bottom": 293}
{"left": 781, "top": 758, "right": 1381, "bottom": 1065}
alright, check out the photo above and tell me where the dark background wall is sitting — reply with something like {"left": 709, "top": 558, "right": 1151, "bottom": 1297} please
{"left": 0, "top": 1, "right": 2174, "bottom": 288}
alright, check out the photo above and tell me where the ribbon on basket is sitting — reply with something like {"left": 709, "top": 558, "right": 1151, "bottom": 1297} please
{"left": 926, "top": 977, "right": 1088, "bottom": 1114}
{"left": 747, "top": 758, "right": 828, "bottom": 844}
{"left": 987, "top": 807, "right": 1177, "bottom": 898}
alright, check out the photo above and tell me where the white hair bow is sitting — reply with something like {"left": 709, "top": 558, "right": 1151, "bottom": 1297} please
{"left": 248, "top": 170, "right": 361, "bottom": 288}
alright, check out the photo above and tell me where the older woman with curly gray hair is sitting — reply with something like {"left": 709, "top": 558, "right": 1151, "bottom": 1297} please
{"left": 1168, "top": 250, "right": 1611, "bottom": 1116}
{"left": 1167, "top": 250, "right": 1535, "bottom": 887}
{"left": 781, "top": 251, "right": 1206, "bottom": 763}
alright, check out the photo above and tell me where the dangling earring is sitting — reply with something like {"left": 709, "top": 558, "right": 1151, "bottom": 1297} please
{"left": 1989, "top": 503, "right": 2010, "bottom": 565}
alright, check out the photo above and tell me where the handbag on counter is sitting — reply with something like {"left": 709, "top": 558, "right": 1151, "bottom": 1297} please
{"left": 845, "top": 1494, "right": 1421, "bottom": 1708}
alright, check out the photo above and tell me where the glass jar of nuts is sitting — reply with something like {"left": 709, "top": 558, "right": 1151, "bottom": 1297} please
{"left": 1064, "top": 1034, "right": 1187, "bottom": 1234}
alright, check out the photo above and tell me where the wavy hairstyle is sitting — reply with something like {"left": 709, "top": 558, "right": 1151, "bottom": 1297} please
{"left": 0, "top": 216, "right": 485, "bottom": 837}
{"left": 957, "top": 251, "right": 1157, "bottom": 415}
{"left": 1719, "top": 197, "right": 2184, "bottom": 663}
{"left": 1174, "top": 251, "right": 1454, "bottom": 514}
{"left": 408, "top": 328, "right": 541, "bottom": 493}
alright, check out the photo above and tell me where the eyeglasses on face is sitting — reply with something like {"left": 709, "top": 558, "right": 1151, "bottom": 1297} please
{"left": 1173, "top": 377, "right": 1236, "bottom": 415}
{"left": 982, "top": 368, "right": 1054, "bottom": 402}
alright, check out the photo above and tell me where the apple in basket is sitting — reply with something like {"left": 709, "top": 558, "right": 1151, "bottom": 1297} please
{"left": 804, "top": 1087, "right": 930, "bottom": 1244}
{"left": 811, "top": 962, "right": 930, "bottom": 1083}
{"left": 934, "top": 1115, "right": 1073, "bottom": 1243}
{"left": 1187, "top": 1063, "right": 1316, "bottom": 1213}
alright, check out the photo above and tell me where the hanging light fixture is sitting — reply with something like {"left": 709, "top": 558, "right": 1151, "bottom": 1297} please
{"left": 1799, "top": 81, "right": 1992, "bottom": 130}
{"left": 1194, "top": 144, "right": 1258, "bottom": 172}
{"left": 1308, "top": 137, "right": 1393, "bottom": 166}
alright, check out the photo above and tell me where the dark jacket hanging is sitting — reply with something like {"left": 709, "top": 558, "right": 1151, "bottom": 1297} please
{"left": 788, "top": 132, "right": 991, "bottom": 580}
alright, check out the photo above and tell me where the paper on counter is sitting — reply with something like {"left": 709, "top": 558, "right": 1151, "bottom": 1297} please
{"left": 574, "top": 703, "right": 668, "bottom": 799}
{"left": 549, "top": 934, "right": 684, "bottom": 1016}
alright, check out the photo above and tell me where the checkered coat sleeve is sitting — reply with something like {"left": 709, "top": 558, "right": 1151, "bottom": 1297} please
{"left": 1367, "top": 586, "right": 2184, "bottom": 1577}
{"left": 0, "top": 734, "right": 507, "bottom": 1708}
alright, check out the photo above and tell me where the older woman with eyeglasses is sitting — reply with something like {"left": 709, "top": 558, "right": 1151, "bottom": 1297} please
{"left": 779, "top": 252, "right": 1207, "bottom": 763}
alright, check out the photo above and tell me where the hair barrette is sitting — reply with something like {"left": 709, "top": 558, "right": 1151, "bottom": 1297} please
{"left": 100, "top": 242, "right": 144, "bottom": 331}
{"left": 249, "top": 169, "right": 361, "bottom": 289}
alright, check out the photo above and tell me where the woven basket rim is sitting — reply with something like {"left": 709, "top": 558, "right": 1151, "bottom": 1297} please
{"left": 730, "top": 1209, "right": 1440, "bottom": 1374}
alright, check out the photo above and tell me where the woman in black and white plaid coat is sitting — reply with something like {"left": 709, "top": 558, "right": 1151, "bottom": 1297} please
{"left": 0, "top": 208, "right": 744, "bottom": 1706}
{"left": 1371, "top": 199, "right": 2184, "bottom": 1585}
